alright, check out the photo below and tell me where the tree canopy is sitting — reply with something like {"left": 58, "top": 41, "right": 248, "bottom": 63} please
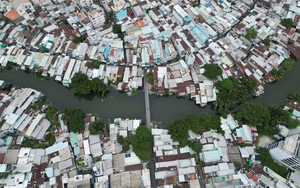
{"left": 287, "top": 91, "right": 300, "bottom": 102}
{"left": 245, "top": 28, "right": 258, "bottom": 40}
{"left": 90, "top": 119, "right": 108, "bottom": 135}
{"left": 168, "top": 119, "right": 189, "bottom": 147}
{"left": 214, "top": 77, "right": 256, "bottom": 111}
{"left": 73, "top": 35, "right": 87, "bottom": 44}
{"left": 112, "top": 24, "right": 123, "bottom": 38}
{"left": 281, "top": 18, "right": 294, "bottom": 28}
{"left": 236, "top": 103, "right": 270, "bottom": 126}
{"left": 187, "top": 140, "right": 202, "bottom": 153}
{"left": 64, "top": 109, "right": 85, "bottom": 133}
{"left": 280, "top": 58, "right": 295, "bottom": 72}
{"left": 271, "top": 58, "right": 295, "bottom": 80}
{"left": 45, "top": 106, "right": 59, "bottom": 123}
{"left": 262, "top": 38, "right": 271, "bottom": 45}
{"left": 258, "top": 148, "right": 288, "bottom": 177}
{"left": 71, "top": 73, "right": 91, "bottom": 95}
{"left": 146, "top": 71, "right": 155, "bottom": 85}
{"left": 203, "top": 64, "right": 222, "bottom": 80}
{"left": 168, "top": 114, "right": 221, "bottom": 147}
{"left": 131, "top": 125, "right": 153, "bottom": 161}
{"left": 86, "top": 60, "right": 101, "bottom": 69}
{"left": 71, "top": 72, "right": 109, "bottom": 96}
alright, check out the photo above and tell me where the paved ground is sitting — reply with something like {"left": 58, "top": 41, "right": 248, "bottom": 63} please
{"left": 257, "top": 135, "right": 275, "bottom": 148}
{"left": 149, "top": 158, "right": 157, "bottom": 188}
{"left": 288, "top": 126, "right": 300, "bottom": 136}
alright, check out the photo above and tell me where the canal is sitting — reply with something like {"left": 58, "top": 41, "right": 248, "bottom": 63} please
{"left": 0, "top": 61, "right": 300, "bottom": 126}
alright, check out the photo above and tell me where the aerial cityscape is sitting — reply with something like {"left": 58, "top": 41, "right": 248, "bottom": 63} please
{"left": 0, "top": 0, "right": 299, "bottom": 187}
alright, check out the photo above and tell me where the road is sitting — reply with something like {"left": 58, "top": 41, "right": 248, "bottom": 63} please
{"left": 149, "top": 158, "right": 157, "bottom": 188}
{"left": 144, "top": 70, "right": 152, "bottom": 129}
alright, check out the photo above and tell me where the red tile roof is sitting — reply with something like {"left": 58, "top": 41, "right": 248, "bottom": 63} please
{"left": 247, "top": 172, "right": 259, "bottom": 182}
{"left": 4, "top": 9, "right": 20, "bottom": 20}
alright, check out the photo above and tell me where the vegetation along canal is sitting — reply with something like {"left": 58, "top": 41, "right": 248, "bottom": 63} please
{"left": 1, "top": 60, "right": 300, "bottom": 126}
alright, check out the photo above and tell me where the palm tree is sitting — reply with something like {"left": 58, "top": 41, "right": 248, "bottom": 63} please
{"left": 267, "top": 105, "right": 289, "bottom": 126}
{"left": 287, "top": 92, "right": 300, "bottom": 102}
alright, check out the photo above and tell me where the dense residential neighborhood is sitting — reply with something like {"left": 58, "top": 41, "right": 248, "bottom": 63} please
{"left": 0, "top": 0, "right": 299, "bottom": 187}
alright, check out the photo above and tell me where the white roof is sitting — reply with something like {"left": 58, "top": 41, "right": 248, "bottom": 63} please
{"left": 83, "top": 140, "right": 91, "bottom": 155}
{"left": 46, "top": 142, "right": 68, "bottom": 155}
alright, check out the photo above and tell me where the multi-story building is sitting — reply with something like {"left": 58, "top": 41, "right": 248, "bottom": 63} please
{"left": 172, "top": 5, "right": 192, "bottom": 25}
{"left": 80, "top": 0, "right": 93, "bottom": 7}
{"left": 10, "top": 0, "right": 35, "bottom": 20}
{"left": 88, "top": 7, "right": 106, "bottom": 29}
{"left": 268, "top": 134, "right": 300, "bottom": 173}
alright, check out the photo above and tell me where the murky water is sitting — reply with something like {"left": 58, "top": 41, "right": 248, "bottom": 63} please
{"left": 1, "top": 60, "right": 299, "bottom": 126}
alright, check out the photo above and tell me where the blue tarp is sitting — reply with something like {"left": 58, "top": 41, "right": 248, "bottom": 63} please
{"left": 205, "top": 2, "right": 213, "bottom": 7}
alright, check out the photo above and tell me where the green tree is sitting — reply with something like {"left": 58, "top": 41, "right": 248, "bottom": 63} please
{"left": 236, "top": 103, "right": 270, "bottom": 126}
{"left": 267, "top": 105, "right": 290, "bottom": 127}
{"left": 117, "top": 135, "right": 124, "bottom": 144}
{"left": 90, "top": 78, "right": 109, "bottom": 97}
{"left": 64, "top": 109, "right": 85, "bottom": 133}
{"left": 146, "top": 71, "right": 155, "bottom": 85}
{"left": 271, "top": 68, "right": 284, "bottom": 80}
{"left": 113, "top": 24, "right": 123, "bottom": 38}
{"left": 279, "top": 58, "right": 295, "bottom": 72}
{"left": 201, "top": 114, "right": 221, "bottom": 132}
{"left": 45, "top": 133, "right": 56, "bottom": 145}
{"left": 203, "top": 64, "right": 222, "bottom": 80}
{"left": 245, "top": 28, "right": 258, "bottom": 40}
{"left": 188, "top": 140, "right": 202, "bottom": 153}
{"left": 131, "top": 125, "right": 153, "bottom": 161}
{"left": 246, "top": 51, "right": 253, "bottom": 59}
{"left": 281, "top": 18, "right": 294, "bottom": 28}
{"left": 186, "top": 114, "right": 203, "bottom": 134}
{"left": 258, "top": 148, "right": 288, "bottom": 177}
{"left": 217, "top": 108, "right": 230, "bottom": 119}
{"left": 262, "top": 38, "right": 271, "bottom": 45}
{"left": 73, "top": 35, "right": 87, "bottom": 44}
{"left": 90, "top": 119, "right": 108, "bottom": 135}
{"left": 71, "top": 73, "right": 109, "bottom": 96}
{"left": 45, "top": 106, "right": 59, "bottom": 122}
{"left": 214, "top": 77, "right": 255, "bottom": 111}
{"left": 168, "top": 119, "right": 189, "bottom": 147}
{"left": 287, "top": 92, "right": 300, "bottom": 102}
{"left": 286, "top": 118, "right": 300, "bottom": 129}
{"left": 87, "top": 60, "right": 101, "bottom": 69}
{"left": 215, "top": 78, "right": 234, "bottom": 91}
{"left": 71, "top": 73, "right": 91, "bottom": 95}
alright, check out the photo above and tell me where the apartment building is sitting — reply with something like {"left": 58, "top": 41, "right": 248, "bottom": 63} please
{"left": 88, "top": 7, "right": 106, "bottom": 29}
{"left": 268, "top": 134, "right": 300, "bottom": 173}
{"left": 10, "top": 0, "right": 35, "bottom": 20}
{"left": 80, "top": 0, "right": 93, "bottom": 7}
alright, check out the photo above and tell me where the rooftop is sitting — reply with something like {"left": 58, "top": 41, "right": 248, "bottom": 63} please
{"left": 4, "top": 9, "right": 20, "bottom": 20}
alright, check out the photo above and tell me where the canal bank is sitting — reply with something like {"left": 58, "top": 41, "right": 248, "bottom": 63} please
{"left": 0, "top": 60, "right": 300, "bottom": 126}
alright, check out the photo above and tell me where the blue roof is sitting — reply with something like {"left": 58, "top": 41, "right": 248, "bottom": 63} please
{"left": 104, "top": 43, "right": 110, "bottom": 59}
{"left": 5, "top": 136, "right": 13, "bottom": 146}
{"left": 293, "top": 109, "right": 300, "bottom": 118}
{"left": 69, "top": 132, "right": 80, "bottom": 156}
{"left": 205, "top": 2, "right": 213, "bottom": 7}
{"left": 116, "top": 9, "right": 127, "bottom": 20}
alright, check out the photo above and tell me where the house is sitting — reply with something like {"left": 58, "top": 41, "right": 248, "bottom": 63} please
{"left": 4, "top": 9, "right": 24, "bottom": 24}
{"left": 10, "top": 0, "right": 35, "bottom": 20}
